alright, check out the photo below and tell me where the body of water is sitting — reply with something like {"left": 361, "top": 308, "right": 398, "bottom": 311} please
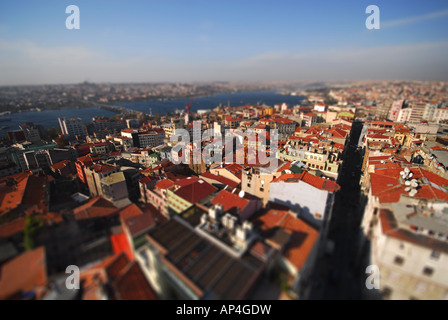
{"left": 117, "top": 90, "right": 305, "bottom": 115}
{"left": 1, "top": 91, "right": 304, "bottom": 137}
{"left": 0, "top": 107, "right": 117, "bottom": 136}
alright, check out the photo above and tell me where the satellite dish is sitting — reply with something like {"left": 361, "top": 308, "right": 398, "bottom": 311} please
{"left": 409, "top": 173, "right": 413, "bottom": 178}
{"left": 404, "top": 167, "right": 410, "bottom": 173}
{"left": 405, "top": 187, "right": 411, "bottom": 192}
{"left": 238, "top": 190, "right": 245, "bottom": 198}
{"left": 409, "top": 189, "right": 418, "bottom": 197}
{"left": 405, "top": 181, "right": 411, "bottom": 186}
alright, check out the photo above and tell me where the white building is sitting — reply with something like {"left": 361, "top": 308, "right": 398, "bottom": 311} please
{"left": 388, "top": 100, "right": 405, "bottom": 122}
{"left": 422, "top": 103, "right": 438, "bottom": 122}
{"left": 434, "top": 108, "right": 448, "bottom": 124}
{"left": 361, "top": 165, "right": 448, "bottom": 300}
{"left": 268, "top": 171, "right": 339, "bottom": 229}
{"left": 397, "top": 108, "right": 412, "bottom": 123}
{"left": 363, "top": 204, "right": 448, "bottom": 300}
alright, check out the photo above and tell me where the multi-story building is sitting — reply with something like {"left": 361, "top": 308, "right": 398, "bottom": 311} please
{"left": 138, "top": 131, "right": 158, "bottom": 148}
{"left": 408, "top": 101, "right": 427, "bottom": 123}
{"left": 85, "top": 164, "right": 120, "bottom": 197}
{"left": 101, "top": 172, "right": 129, "bottom": 203}
{"left": 58, "top": 117, "right": 86, "bottom": 139}
{"left": 166, "top": 177, "right": 217, "bottom": 215}
{"left": 361, "top": 164, "right": 448, "bottom": 300}
{"left": 269, "top": 171, "right": 340, "bottom": 229}
{"left": 434, "top": 108, "right": 448, "bottom": 124}
{"left": 19, "top": 123, "right": 42, "bottom": 142}
{"left": 388, "top": 100, "right": 405, "bottom": 122}
{"left": 89, "top": 142, "right": 115, "bottom": 155}
{"left": 137, "top": 209, "right": 269, "bottom": 299}
{"left": 397, "top": 107, "right": 412, "bottom": 123}
{"left": 113, "top": 136, "right": 134, "bottom": 152}
{"left": 0, "top": 161, "right": 20, "bottom": 178}
{"left": 422, "top": 103, "right": 438, "bottom": 122}
{"left": 75, "top": 154, "right": 102, "bottom": 185}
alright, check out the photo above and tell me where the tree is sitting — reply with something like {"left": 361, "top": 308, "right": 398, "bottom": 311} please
{"left": 23, "top": 214, "right": 43, "bottom": 251}
{"left": 153, "top": 113, "right": 161, "bottom": 123}
{"left": 138, "top": 113, "right": 149, "bottom": 123}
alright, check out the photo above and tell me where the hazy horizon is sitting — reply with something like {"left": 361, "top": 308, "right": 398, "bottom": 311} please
{"left": 1, "top": 0, "right": 448, "bottom": 86}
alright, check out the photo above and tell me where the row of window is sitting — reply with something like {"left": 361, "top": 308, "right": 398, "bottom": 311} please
{"left": 394, "top": 255, "right": 436, "bottom": 276}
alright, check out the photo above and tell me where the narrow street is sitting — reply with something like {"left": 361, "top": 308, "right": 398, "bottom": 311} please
{"left": 308, "top": 120, "right": 366, "bottom": 300}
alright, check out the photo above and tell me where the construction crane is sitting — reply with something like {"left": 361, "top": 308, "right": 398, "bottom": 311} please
{"left": 185, "top": 99, "right": 194, "bottom": 115}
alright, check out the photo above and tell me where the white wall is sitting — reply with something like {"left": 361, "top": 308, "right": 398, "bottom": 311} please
{"left": 269, "top": 180, "right": 329, "bottom": 227}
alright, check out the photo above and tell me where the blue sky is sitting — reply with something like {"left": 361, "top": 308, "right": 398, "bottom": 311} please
{"left": 0, "top": 0, "right": 447, "bottom": 85}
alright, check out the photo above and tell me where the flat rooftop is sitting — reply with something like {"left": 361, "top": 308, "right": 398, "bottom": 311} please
{"left": 147, "top": 217, "right": 264, "bottom": 300}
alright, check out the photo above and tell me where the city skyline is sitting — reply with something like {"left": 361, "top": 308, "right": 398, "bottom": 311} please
{"left": 1, "top": 0, "right": 448, "bottom": 85}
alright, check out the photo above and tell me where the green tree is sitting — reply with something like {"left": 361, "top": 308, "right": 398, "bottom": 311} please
{"left": 23, "top": 214, "right": 43, "bottom": 251}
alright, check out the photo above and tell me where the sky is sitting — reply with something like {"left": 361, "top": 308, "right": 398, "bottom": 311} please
{"left": 0, "top": 0, "right": 448, "bottom": 85}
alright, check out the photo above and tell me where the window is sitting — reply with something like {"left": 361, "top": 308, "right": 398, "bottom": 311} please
{"left": 394, "top": 256, "right": 404, "bottom": 266}
{"left": 430, "top": 250, "right": 441, "bottom": 260}
{"left": 382, "top": 287, "right": 392, "bottom": 299}
{"left": 423, "top": 267, "right": 434, "bottom": 277}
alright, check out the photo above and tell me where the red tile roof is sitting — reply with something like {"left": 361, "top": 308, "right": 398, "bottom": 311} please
{"left": 370, "top": 166, "right": 448, "bottom": 203}
{"left": 379, "top": 209, "right": 448, "bottom": 254}
{"left": 51, "top": 160, "right": 72, "bottom": 171}
{"left": 111, "top": 232, "right": 134, "bottom": 261}
{"left": 253, "top": 207, "right": 318, "bottom": 270}
{"left": 73, "top": 196, "right": 118, "bottom": 220}
{"left": 139, "top": 175, "right": 159, "bottom": 185}
{"left": 325, "top": 128, "right": 348, "bottom": 138}
{"left": 211, "top": 189, "right": 250, "bottom": 213}
{"left": 199, "top": 172, "right": 239, "bottom": 188}
{"left": 272, "top": 171, "right": 340, "bottom": 192}
{"left": 0, "top": 217, "right": 26, "bottom": 238}
{"left": 155, "top": 178, "right": 175, "bottom": 190}
{"left": 0, "top": 247, "right": 47, "bottom": 300}
{"left": 118, "top": 203, "right": 143, "bottom": 221}
{"left": 82, "top": 253, "right": 157, "bottom": 300}
{"left": 89, "top": 164, "right": 117, "bottom": 174}
{"left": 124, "top": 213, "right": 156, "bottom": 237}
{"left": 174, "top": 179, "right": 217, "bottom": 204}
{"left": 221, "top": 163, "right": 243, "bottom": 179}
{"left": 281, "top": 214, "right": 319, "bottom": 270}
{"left": 0, "top": 172, "right": 48, "bottom": 216}
{"left": 367, "top": 134, "right": 391, "bottom": 139}
{"left": 112, "top": 262, "right": 158, "bottom": 300}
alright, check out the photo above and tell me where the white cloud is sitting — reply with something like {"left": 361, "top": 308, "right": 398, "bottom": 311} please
{"left": 382, "top": 9, "right": 448, "bottom": 28}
